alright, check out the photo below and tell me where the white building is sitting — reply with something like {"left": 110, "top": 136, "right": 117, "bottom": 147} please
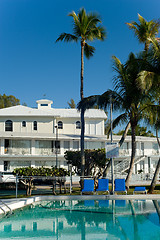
{"left": 0, "top": 99, "right": 159, "bottom": 178}
{"left": 0, "top": 99, "right": 107, "bottom": 171}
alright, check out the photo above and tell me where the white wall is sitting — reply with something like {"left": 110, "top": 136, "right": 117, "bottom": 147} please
{"left": 0, "top": 117, "right": 54, "bottom": 134}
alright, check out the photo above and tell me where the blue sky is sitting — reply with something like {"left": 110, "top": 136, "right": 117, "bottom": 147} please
{"left": 0, "top": 0, "right": 160, "bottom": 109}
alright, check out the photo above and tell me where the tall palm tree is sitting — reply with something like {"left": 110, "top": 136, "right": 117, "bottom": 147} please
{"left": 137, "top": 40, "right": 160, "bottom": 193}
{"left": 126, "top": 14, "right": 160, "bottom": 52}
{"left": 56, "top": 8, "right": 106, "bottom": 176}
{"left": 78, "top": 52, "right": 154, "bottom": 188}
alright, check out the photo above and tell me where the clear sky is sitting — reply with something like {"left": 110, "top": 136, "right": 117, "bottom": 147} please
{"left": 0, "top": 0, "right": 160, "bottom": 109}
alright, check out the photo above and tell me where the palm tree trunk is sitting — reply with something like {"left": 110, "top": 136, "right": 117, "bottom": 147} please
{"left": 81, "top": 41, "right": 85, "bottom": 177}
{"left": 148, "top": 128, "right": 160, "bottom": 194}
{"left": 80, "top": 41, "right": 84, "bottom": 100}
{"left": 81, "top": 108, "right": 85, "bottom": 176}
{"left": 148, "top": 158, "right": 160, "bottom": 193}
{"left": 119, "top": 122, "right": 131, "bottom": 147}
{"left": 153, "top": 200, "right": 160, "bottom": 224}
{"left": 125, "top": 122, "right": 136, "bottom": 189}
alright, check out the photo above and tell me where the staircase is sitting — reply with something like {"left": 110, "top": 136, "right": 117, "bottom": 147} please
{"left": 114, "top": 155, "right": 146, "bottom": 174}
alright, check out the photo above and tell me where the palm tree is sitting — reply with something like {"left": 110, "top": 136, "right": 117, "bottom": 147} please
{"left": 137, "top": 40, "right": 160, "bottom": 193}
{"left": 78, "top": 52, "right": 154, "bottom": 188}
{"left": 56, "top": 8, "right": 106, "bottom": 176}
{"left": 126, "top": 14, "right": 160, "bottom": 52}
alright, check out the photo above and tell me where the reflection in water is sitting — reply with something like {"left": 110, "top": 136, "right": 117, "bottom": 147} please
{"left": 0, "top": 200, "right": 160, "bottom": 239}
{"left": 145, "top": 200, "right": 160, "bottom": 227}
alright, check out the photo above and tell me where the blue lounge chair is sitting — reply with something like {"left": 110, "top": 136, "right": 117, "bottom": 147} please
{"left": 81, "top": 179, "right": 94, "bottom": 194}
{"left": 114, "top": 179, "right": 127, "bottom": 194}
{"left": 133, "top": 186, "right": 147, "bottom": 194}
{"left": 96, "top": 179, "right": 109, "bottom": 194}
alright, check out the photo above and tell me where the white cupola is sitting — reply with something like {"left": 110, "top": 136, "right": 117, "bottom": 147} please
{"left": 36, "top": 99, "right": 53, "bottom": 109}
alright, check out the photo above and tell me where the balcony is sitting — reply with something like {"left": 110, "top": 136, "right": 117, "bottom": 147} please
{"left": 35, "top": 148, "right": 60, "bottom": 155}
{"left": 5, "top": 148, "right": 31, "bottom": 155}
{"left": 4, "top": 148, "right": 60, "bottom": 156}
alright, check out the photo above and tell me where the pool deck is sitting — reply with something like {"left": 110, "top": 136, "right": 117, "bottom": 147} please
{"left": 0, "top": 194, "right": 160, "bottom": 215}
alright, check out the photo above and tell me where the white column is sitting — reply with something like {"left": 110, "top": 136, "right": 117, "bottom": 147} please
{"left": 1, "top": 139, "right": 4, "bottom": 155}
{"left": 31, "top": 160, "right": 35, "bottom": 168}
{"left": 70, "top": 140, "right": 73, "bottom": 150}
{"left": 53, "top": 119, "right": 56, "bottom": 133}
{"left": 0, "top": 160, "right": 3, "bottom": 171}
{"left": 31, "top": 140, "right": 35, "bottom": 155}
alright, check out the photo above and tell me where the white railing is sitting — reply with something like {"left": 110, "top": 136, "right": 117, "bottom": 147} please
{"left": 119, "top": 150, "right": 130, "bottom": 156}
{"left": 152, "top": 150, "right": 160, "bottom": 155}
{"left": 5, "top": 148, "right": 60, "bottom": 155}
{"left": 114, "top": 156, "right": 146, "bottom": 173}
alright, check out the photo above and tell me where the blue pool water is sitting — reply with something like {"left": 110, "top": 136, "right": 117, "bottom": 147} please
{"left": 0, "top": 199, "right": 160, "bottom": 239}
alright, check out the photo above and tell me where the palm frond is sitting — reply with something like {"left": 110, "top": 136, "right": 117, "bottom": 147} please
{"left": 68, "top": 11, "right": 79, "bottom": 26}
{"left": 84, "top": 43, "right": 95, "bottom": 59}
{"left": 106, "top": 113, "right": 128, "bottom": 136}
{"left": 56, "top": 33, "right": 78, "bottom": 43}
{"left": 137, "top": 70, "right": 154, "bottom": 91}
{"left": 113, "top": 113, "right": 128, "bottom": 128}
{"left": 98, "top": 90, "right": 125, "bottom": 112}
{"left": 77, "top": 95, "right": 100, "bottom": 111}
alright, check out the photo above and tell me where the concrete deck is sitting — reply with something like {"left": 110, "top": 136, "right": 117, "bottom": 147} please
{"left": 0, "top": 194, "right": 160, "bottom": 215}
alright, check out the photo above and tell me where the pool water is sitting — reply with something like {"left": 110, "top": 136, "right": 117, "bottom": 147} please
{"left": 0, "top": 199, "right": 160, "bottom": 240}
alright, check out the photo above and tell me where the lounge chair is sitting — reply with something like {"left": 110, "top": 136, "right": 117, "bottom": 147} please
{"left": 133, "top": 186, "right": 147, "bottom": 194}
{"left": 96, "top": 179, "right": 109, "bottom": 194}
{"left": 81, "top": 179, "right": 94, "bottom": 194}
{"left": 113, "top": 179, "right": 127, "bottom": 194}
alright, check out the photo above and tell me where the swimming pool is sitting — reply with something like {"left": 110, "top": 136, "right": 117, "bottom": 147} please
{"left": 0, "top": 199, "right": 160, "bottom": 239}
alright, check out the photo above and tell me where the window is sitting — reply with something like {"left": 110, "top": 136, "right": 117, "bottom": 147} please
{"left": 4, "top": 161, "right": 10, "bottom": 171}
{"left": 33, "top": 121, "right": 37, "bottom": 131}
{"left": 58, "top": 121, "right": 63, "bottom": 129}
{"left": 5, "top": 139, "right": 10, "bottom": 154}
{"left": 76, "top": 121, "right": 81, "bottom": 129}
{"left": 73, "top": 141, "right": 79, "bottom": 150}
{"left": 120, "top": 142, "right": 129, "bottom": 150}
{"left": 5, "top": 120, "right": 13, "bottom": 132}
{"left": 55, "top": 140, "right": 60, "bottom": 153}
{"left": 84, "top": 141, "right": 105, "bottom": 150}
{"left": 41, "top": 104, "right": 48, "bottom": 107}
{"left": 64, "top": 141, "right": 70, "bottom": 150}
{"left": 22, "top": 121, "right": 26, "bottom": 127}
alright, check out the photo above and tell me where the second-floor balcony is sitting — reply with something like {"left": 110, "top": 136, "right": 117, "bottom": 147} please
{"left": 119, "top": 148, "right": 160, "bottom": 157}
{"left": 4, "top": 147, "right": 61, "bottom": 156}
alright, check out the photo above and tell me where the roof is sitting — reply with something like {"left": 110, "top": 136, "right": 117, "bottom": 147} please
{"left": 0, "top": 105, "right": 56, "bottom": 117}
{"left": 47, "top": 108, "right": 107, "bottom": 119}
{"left": 0, "top": 105, "right": 107, "bottom": 119}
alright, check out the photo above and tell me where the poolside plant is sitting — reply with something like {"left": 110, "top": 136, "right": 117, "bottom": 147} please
{"left": 13, "top": 166, "right": 70, "bottom": 196}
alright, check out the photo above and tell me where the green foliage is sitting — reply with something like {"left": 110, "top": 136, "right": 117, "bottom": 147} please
{"left": 56, "top": 8, "right": 106, "bottom": 60}
{"left": 64, "top": 149, "right": 108, "bottom": 176}
{"left": 126, "top": 14, "right": 160, "bottom": 51}
{"left": 67, "top": 98, "right": 76, "bottom": 108}
{"left": 116, "top": 124, "right": 155, "bottom": 137}
{"left": 13, "top": 166, "right": 70, "bottom": 177}
{"left": 0, "top": 94, "right": 20, "bottom": 108}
